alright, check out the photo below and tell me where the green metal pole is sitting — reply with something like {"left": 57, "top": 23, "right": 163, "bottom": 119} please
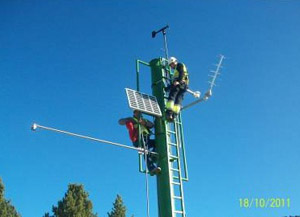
{"left": 136, "top": 60, "right": 140, "bottom": 91}
{"left": 149, "top": 58, "right": 173, "bottom": 217}
{"left": 136, "top": 60, "right": 151, "bottom": 91}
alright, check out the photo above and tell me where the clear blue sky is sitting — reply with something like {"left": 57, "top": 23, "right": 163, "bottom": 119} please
{"left": 1, "top": 1, "right": 300, "bottom": 217}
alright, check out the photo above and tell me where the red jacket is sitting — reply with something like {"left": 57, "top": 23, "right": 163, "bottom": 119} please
{"left": 125, "top": 121, "right": 138, "bottom": 142}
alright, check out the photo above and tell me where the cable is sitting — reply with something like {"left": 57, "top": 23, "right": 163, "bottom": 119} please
{"left": 141, "top": 135, "right": 151, "bottom": 217}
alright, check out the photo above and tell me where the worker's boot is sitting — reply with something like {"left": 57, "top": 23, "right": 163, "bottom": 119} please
{"left": 166, "top": 110, "right": 174, "bottom": 122}
{"left": 150, "top": 167, "right": 161, "bottom": 176}
{"left": 172, "top": 113, "right": 178, "bottom": 120}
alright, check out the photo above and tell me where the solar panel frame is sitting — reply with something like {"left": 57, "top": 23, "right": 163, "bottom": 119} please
{"left": 125, "top": 88, "right": 162, "bottom": 117}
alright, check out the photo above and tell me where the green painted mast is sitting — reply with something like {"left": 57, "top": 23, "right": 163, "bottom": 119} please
{"left": 149, "top": 58, "right": 188, "bottom": 217}
{"left": 150, "top": 58, "right": 173, "bottom": 217}
{"left": 136, "top": 26, "right": 191, "bottom": 217}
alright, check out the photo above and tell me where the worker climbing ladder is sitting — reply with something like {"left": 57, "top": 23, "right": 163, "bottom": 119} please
{"left": 161, "top": 59, "right": 188, "bottom": 216}
{"left": 147, "top": 53, "right": 224, "bottom": 216}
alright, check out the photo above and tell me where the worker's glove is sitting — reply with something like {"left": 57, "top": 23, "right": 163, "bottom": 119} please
{"left": 193, "top": 91, "right": 201, "bottom": 98}
{"left": 139, "top": 119, "right": 147, "bottom": 126}
{"left": 173, "top": 81, "right": 180, "bottom": 86}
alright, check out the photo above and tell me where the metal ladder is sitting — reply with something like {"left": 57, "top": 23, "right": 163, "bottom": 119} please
{"left": 166, "top": 115, "right": 187, "bottom": 217}
{"left": 162, "top": 63, "right": 188, "bottom": 216}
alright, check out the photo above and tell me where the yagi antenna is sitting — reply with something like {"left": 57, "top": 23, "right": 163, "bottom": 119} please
{"left": 208, "top": 54, "right": 224, "bottom": 90}
{"left": 182, "top": 54, "right": 225, "bottom": 110}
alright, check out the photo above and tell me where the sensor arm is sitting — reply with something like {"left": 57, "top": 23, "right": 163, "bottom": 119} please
{"left": 31, "top": 123, "right": 158, "bottom": 155}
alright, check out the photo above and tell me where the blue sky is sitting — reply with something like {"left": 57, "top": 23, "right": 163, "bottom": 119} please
{"left": 1, "top": 1, "right": 300, "bottom": 217}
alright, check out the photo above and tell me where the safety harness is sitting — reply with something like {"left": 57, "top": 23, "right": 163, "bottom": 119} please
{"left": 173, "top": 63, "right": 189, "bottom": 85}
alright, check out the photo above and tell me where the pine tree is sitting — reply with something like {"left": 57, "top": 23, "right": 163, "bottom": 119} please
{"left": 44, "top": 183, "right": 97, "bottom": 217}
{"left": 107, "top": 194, "right": 126, "bottom": 217}
{"left": 43, "top": 213, "right": 50, "bottom": 217}
{"left": 0, "top": 178, "right": 21, "bottom": 217}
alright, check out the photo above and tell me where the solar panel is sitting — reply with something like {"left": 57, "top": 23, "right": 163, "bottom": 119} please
{"left": 125, "top": 88, "right": 162, "bottom": 117}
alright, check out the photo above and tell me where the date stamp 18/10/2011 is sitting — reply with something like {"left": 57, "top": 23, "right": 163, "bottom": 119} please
{"left": 239, "top": 198, "right": 290, "bottom": 209}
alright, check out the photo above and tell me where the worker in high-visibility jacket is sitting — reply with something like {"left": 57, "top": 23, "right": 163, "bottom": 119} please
{"left": 119, "top": 110, "right": 161, "bottom": 175}
{"left": 166, "top": 57, "right": 189, "bottom": 121}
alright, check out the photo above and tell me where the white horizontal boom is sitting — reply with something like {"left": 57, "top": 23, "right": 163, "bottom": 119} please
{"left": 31, "top": 123, "right": 157, "bottom": 155}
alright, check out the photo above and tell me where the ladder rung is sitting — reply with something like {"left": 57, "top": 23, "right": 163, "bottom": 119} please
{"left": 168, "top": 142, "right": 177, "bottom": 146}
{"left": 173, "top": 176, "right": 180, "bottom": 179}
{"left": 170, "top": 168, "right": 179, "bottom": 172}
{"left": 174, "top": 210, "right": 184, "bottom": 214}
{"left": 172, "top": 181, "right": 181, "bottom": 185}
{"left": 167, "top": 130, "right": 176, "bottom": 134}
{"left": 173, "top": 196, "right": 182, "bottom": 200}
{"left": 169, "top": 155, "right": 178, "bottom": 159}
{"left": 182, "top": 177, "right": 188, "bottom": 182}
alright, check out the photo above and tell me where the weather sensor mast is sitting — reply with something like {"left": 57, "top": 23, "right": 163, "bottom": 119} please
{"left": 31, "top": 24, "right": 226, "bottom": 217}
{"left": 152, "top": 25, "right": 169, "bottom": 60}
